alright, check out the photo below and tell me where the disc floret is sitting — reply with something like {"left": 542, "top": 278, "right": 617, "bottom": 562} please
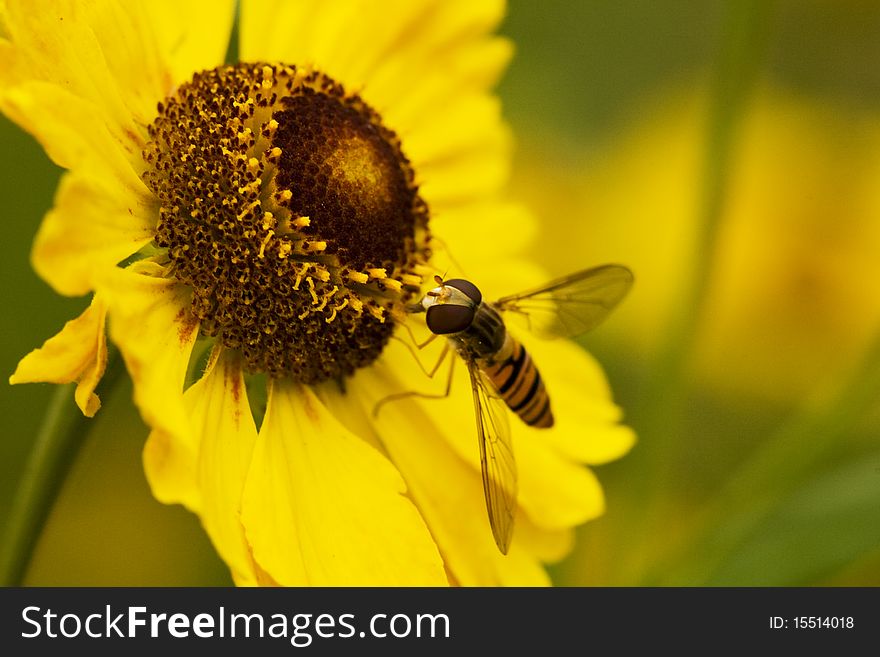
{"left": 142, "top": 64, "right": 430, "bottom": 381}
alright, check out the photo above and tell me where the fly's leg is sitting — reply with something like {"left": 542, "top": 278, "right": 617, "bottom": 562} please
{"left": 372, "top": 345, "right": 456, "bottom": 418}
{"left": 390, "top": 323, "right": 441, "bottom": 378}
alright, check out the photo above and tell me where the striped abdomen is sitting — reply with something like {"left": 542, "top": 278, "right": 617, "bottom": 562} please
{"left": 482, "top": 334, "right": 554, "bottom": 428}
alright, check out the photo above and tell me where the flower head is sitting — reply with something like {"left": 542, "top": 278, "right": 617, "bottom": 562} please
{"left": 3, "top": 0, "right": 634, "bottom": 585}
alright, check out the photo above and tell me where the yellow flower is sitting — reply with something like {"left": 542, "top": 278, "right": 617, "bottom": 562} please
{"left": 3, "top": 0, "right": 634, "bottom": 585}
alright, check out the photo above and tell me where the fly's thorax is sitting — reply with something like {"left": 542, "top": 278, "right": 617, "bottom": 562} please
{"left": 483, "top": 331, "right": 516, "bottom": 365}
{"left": 454, "top": 301, "right": 507, "bottom": 361}
{"left": 141, "top": 63, "right": 431, "bottom": 382}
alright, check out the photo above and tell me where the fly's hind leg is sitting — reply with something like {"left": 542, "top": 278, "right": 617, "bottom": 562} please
{"left": 372, "top": 344, "right": 456, "bottom": 418}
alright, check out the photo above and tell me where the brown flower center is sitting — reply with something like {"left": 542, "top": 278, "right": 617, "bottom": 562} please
{"left": 142, "top": 64, "right": 430, "bottom": 382}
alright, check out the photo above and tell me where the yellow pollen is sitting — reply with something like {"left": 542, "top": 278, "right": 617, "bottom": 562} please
{"left": 366, "top": 303, "right": 386, "bottom": 322}
{"left": 237, "top": 128, "right": 253, "bottom": 145}
{"left": 400, "top": 273, "right": 423, "bottom": 287}
{"left": 237, "top": 200, "right": 262, "bottom": 221}
{"left": 413, "top": 263, "right": 437, "bottom": 277}
{"left": 258, "top": 230, "right": 274, "bottom": 258}
{"left": 293, "top": 266, "right": 306, "bottom": 290}
{"left": 326, "top": 298, "right": 350, "bottom": 323}
{"left": 306, "top": 277, "right": 318, "bottom": 304}
{"left": 314, "top": 285, "right": 338, "bottom": 311}
{"left": 239, "top": 180, "right": 261, "bottom": 196}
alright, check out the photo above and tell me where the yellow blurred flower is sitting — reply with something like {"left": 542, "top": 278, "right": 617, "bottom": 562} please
{"left": 514, "top": 86, "right": 880, "bottom": 404}
{"left": 2, "top": 0, "right": 634, "bottom": 585}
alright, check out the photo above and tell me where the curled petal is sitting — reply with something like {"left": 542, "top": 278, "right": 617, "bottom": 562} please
{"left": 10, "top": 294, "right": 108, "bottom": 417}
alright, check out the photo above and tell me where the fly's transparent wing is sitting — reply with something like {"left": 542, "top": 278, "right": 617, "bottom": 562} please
{"left": 467, "top": 358, "right": 517, "bottom": 554}
{"left": 494, "top": 264, "right": 633, "bottom": 339}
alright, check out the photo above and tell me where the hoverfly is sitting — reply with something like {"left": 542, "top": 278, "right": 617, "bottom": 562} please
{"left": 405, "top": 264, "right": 634, "bottom": 554}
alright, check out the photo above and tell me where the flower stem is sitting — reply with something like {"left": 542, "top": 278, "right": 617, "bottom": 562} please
{"left": 0, "top": 350, "right": 124, "bottom": 586}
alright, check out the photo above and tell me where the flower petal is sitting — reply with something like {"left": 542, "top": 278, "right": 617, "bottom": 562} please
{"left": 1, "top": 1, "right": 163, "bottom": 163}
{"left": 183, "top": 348, "right": 258, "bottom": 583}
{"left": 403, "top": 93, "right": 507, "bottom": 178}
{"left": 142, "top": 426, "right": 201, "bottom": 513}
{"left": 102, "top": 262, "right": 198, "bottom": 447}
{"left": 0, "top": 0, "right": 234, "bottom": 125}
{"left": 143, "top": 0, "right": 236, "bottom": 89}
{"left": 514, "top": 519, "right": 575, "bottom": 565}
{"left": 32, "top": 169, "right": 155, "bottom": 296}
{"left": 240, "top": 380, "right": 447, "bottom": 586}
{"left": 0, "top": 1, "right": 233, "bottom": 282}
{"left": 350, "top": 359, "right": 550, "bottom": 586}
{"left": 521, "top": 336, "right": 637, "bottom": 465}
{"left": 0, "top": 80, "right": 148, "bottom": 193}
{"left": 515, "top": 436, "right": 606, "bottom": 530}
{"left": 241, "top": 0, "right": 506, "bottom": 99}
{"left": 1, "top": 79, "right": 156, "bottom": 297}
{"left": 429, "top": 204, "right": 541, "bottom": 294}
{"left": 9, "top": 294, "right": 108, "bottom": 417}
{"left": 375, "top": 36, "right": 512, "bottom": 134}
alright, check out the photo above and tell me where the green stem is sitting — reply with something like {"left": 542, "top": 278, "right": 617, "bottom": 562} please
{"left": 0, "top": 350, "right": 124, "bottom": 586}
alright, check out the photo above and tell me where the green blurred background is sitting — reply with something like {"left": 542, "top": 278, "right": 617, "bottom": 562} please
{"left": 2, "top": 0, "right": 880, "bottom": 585}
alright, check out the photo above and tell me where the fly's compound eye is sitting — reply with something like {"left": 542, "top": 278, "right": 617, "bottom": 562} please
{"left": 423, "top": 278, "right": 482, "bottom": 334}
{"left": 443, "top": 279, "right": 482, "bottom": 306}
{"left": 426, "top": 303, "right": 476, "bottom": 335}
